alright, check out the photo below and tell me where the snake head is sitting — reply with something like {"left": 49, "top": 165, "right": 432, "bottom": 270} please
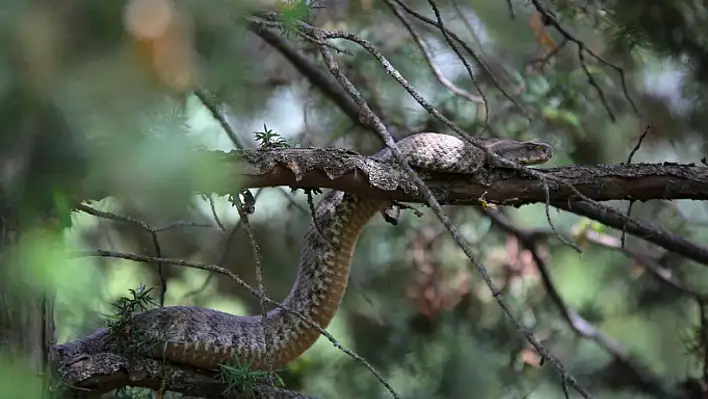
{"left": 486, "top": 139, "right": 553, "bottom": 166}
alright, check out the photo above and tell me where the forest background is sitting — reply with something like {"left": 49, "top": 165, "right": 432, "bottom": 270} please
{"left": 1, "top": 0, "right": 708, "bottom": 398}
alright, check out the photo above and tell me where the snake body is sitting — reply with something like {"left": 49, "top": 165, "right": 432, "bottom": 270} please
{"left": 58, "top": 133, "right": 553, "bottom": 371}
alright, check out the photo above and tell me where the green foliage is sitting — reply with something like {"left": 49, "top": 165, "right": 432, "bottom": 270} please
{"left": 104, "top": 284, "right": 161, "bottom": 355}
{"left": 105, "top": 284, "right": 159, "bottom": 333}
{"left": 1, "top": 0, "right": 708, "bottom": 398}
{"left": 272, "top": 0, "right": 317, "bottom": 37}
{"left": 51, "top": 190, "right": 75, "bottom": 230}
{"left": 0, "top": 358, "right": 48, "bottom": 399}
{"left": 218, "top": 355, "right": 285, "bottom": 398}
{"left": 254, "top": 124, "right": 292, "bottom": 148}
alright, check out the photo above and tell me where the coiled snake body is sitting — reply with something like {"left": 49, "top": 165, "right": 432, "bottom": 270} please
{"left": 58, "top": 133, "right": 552, "bottom": 371}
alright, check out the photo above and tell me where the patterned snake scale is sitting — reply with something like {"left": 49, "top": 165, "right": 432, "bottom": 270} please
{"left": 57, "top": 133, "right": 553, "bottom": 371}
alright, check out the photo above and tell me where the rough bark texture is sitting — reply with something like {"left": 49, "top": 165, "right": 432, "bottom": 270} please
{"left": 83, "top": 148, "right": 708, "bottom": 206}
{"left": 58, "top": 352, "right": 315, "bottom": 398}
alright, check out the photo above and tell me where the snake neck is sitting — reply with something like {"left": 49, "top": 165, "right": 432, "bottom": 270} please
{"left": 264, "top": 191, "right": 384, "bottom": 366}
{"left": 56, "top": 191, "right": 386, "bottom": 372}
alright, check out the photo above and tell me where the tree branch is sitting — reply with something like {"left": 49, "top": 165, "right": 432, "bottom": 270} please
{"left": 134, "top": 149, "right": 708, "bottom": 205}
{"left": 557, "top": 200, "right": 708, "bottom": 267}
{"left": 79, "top": 147, "right": 708, "bottom": 267}
{"left": 57, "top": 351, "right": 317, "bottom": 398}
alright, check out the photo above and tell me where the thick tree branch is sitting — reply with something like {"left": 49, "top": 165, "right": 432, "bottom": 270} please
{"left": 80, "top": 148, "right": 708, "bottom": 267}
{"left": 135, "top": 149, "right": 708, "bottom": 206}
{"left": 57, "top": 351, "right": 316, "bottom": 398}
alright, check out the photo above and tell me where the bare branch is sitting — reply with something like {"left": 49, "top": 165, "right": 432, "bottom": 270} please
{"left": 583, "top": 229, "right": 708, "bottom": 300}
{"left": 528, "top": 0, "right": 638, "bottom": 117}
{"left": 558, "top": 200, "right": 708, "bottom": 267}
{"left": 621, "top": 123, "right": 653, "bottom": 246}
{"left": 385, "top": 0, "right": 525, "bottom": 113}
{"left": 75, "top": 204, "right": 209, "bottom": 305}
{"left": 194, "top": 149, "right": 708, "bottom": 208}
{"left": 231, "top": 190, "right": 275, "bottom": 380}
{"left": 385, "top": 1, "right": 485, "bottom": 105}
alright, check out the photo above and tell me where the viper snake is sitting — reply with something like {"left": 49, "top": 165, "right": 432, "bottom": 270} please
{"left": 57, "top": 132, "right": 553, "bottom": 372}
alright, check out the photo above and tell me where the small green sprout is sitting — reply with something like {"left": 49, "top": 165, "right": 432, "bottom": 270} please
{"left": 218, "top": 355, "right": 285, "bottom": 398}
{"left": 254, "top": 124, "right": 290, "bottom": 149}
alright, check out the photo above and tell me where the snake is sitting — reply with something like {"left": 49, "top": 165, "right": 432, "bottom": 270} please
{"left": 57, "top": 132, "right": 553, "bottom": 372}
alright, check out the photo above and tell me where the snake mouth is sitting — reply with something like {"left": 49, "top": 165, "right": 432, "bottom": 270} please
{"left": 527, "top": 143, "right": 554, "bottom": 164}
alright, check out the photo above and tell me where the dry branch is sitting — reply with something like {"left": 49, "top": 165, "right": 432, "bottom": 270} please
{"left": 88, "top": 148, "right": 708, "bottom": 206}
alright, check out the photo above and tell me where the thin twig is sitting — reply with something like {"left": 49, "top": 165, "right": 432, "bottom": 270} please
{"left": 528, "top": 38, "right": 569, "bottom": 69}
{"left": 277, "top": 188, "right": 309, "bottom": 214}
{"left": 76, "top": 204, "right": 212, "bottom": 234}
{"left": 528, "top": 0, "right": 638, "bottom": 117}
{"left": 248, "top": 24, "right": 367, "bottom": 132}
{"left": 621, "top": 123, "right": 652, "bottom": 247}
{"left": 557, "top": 200, "right": 708, "bottom": 267}
{"left": 304, "top": 189, "right": 332, "bottom": 247}
{"left": 625, "top": 124, "right": 652, "bottom": 165}
{"left": 576, "top": 45, "right": 615, "bottom": 121}
{"left": 505, "top": 0, "right": 515, "bottom": 19}
{"left": 423, "top": 0, "right": 490, "bottom": 129}
{"left": 386, "top": 0, "right": 526, "bottom": 114}
{"left": 76, "top": 204, "right": 212, "bottom": 306}
{"left": 149, "top": 231, "right": 166, "bottom": 306}
{"left": 231, "top": 190, "right": 274, "bottom": 383}
{"left": 184, "top": 189, "right": 265, "bottom": 300}
{"left": 152, "top": 220, "right": 213, "bottom": 232}
{"left": 207, "top": 194, "right": 227, "bottom": 232}
{"left": 195, "top": 88, "right": 246, "bottom": 149}
{"left": 543, "top": 182, "right": 581, "bottom": 252}
{"left": 583, "top": 229, "right": 708, "bottom": 300}
{"left": 385, "top": 1, "right": 485, "bottom": 105}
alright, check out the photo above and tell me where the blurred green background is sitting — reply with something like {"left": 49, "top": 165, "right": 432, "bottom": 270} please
{"left": 1, "top": 0, "right": 708, "bottom": 398}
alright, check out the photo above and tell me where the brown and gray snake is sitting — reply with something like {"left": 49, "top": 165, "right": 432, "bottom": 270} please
{"left": 56, "top": 132, "right": 553, "bottom": 371}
